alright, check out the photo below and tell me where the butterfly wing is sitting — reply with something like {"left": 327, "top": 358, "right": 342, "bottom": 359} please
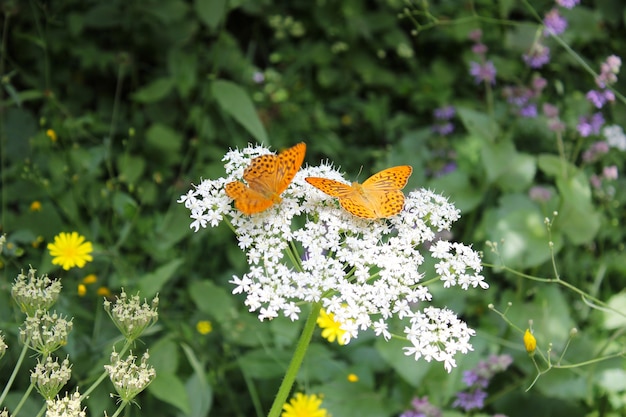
{"left": 274, "top": 142, "right": 306, "bottom": 194}
{"left": 225, "top": 181, "right": 274, "bottom": 215}
{"left": 306, "top": 177, "right": 378, "bottom": 218}
{"left": 360, "top": 166, "right": 413, "bottom": 218}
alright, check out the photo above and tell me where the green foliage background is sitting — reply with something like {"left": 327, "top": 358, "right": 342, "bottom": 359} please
{"left": 1, "top": 0, "right": 626, "bottom": 416}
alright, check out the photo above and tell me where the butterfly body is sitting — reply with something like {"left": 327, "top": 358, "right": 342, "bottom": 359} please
{"left": 305, "top": 165, "right": 413, "bottom": 219}
{"left": 225, "top": 143, "right": 306, "bottom": 215}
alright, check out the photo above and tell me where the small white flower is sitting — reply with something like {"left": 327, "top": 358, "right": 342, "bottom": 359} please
{"left": 179, "top": 144, "right": 487, "bottom": 371}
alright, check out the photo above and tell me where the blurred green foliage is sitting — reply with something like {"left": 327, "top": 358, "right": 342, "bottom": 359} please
{"left": 1, "top": 0, "right": 626, "bottom": 416}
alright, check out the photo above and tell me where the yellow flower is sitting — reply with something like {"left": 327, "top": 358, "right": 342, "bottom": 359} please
{"left": 97, "top": 287, "right": 111, "bottom": 298}
{"left": 82, "top": 274, "right": 98, "bottom": 285}
{"left": 31, "top": 236, "right": 44, "bottom": 248}
{"left": 30, "top": 201, "right": 42, "bottom": 211}
{"left": 77, "top": 284, "right": 87, "bottom": 297}
{"left": 524, "top": 329, "right": 537, "bottom": 354}
{"left": 47, "top": 232, "right": 93, "bottom": 270}
{"left": 317, "top": 309, "right": 347, "bottom": 345}
{"left": 196, "top": 320, "right": 213, "bottom": 335}
{"left": 347, "top": 373, "right": 359, "bottom": 383}
{"left": 282, "top": 393, "right": 330, "bottom": 417}
{"left": 46, "top": 129, "right": 57, "bottom": 142}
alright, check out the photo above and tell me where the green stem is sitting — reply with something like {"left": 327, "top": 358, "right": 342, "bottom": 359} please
{"left": 0, "top": 340, "right": 30, "bottom": 407}
{"left": 82, "top": 340, "right": 132, "bottom": 399}
{"left": 10, "top": 383, "right": 34, "bottom": 417}
{"left": 266, "top": 302, "right": 322, "bottom": 417}
{"left": 108, "top": 400, "right": 130, "bottom": 417}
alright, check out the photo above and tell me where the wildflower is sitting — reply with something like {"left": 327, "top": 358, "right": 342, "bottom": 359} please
{"left": 400, "top": 396, "right": 442, "bottom": 417}
{"left": 432, "top": 106, "right": 456, "bottom": 135}
{"left": 468, "top": 29, "right": 482, "bottom": 42}
{"left": 469, "top": 61, "right": 497, "bottom": 84}
{"left": 543, "top": 103, "right": 559, "bottom": 118}
{"left": 524, "top": 329, "right": 537, "bottom": 353}
{"left": 577, "top": 113, "right": 605, "bottom": 137}
{"left": 105, "top": 350, "right": 156, "bottom": 402}
{"left": 46, "top": 129, "right": 57, "bottom": 143}
{"left": 603, "top": 125, "right": 626, "bottom": 150}
{"left": 543, "top": 9, "right": 567, "bottom": 36}
{"left": 11, "top": 267, "right": 62, "bottom": 317}
{"left": 77, "top": 284, "right": 87, "bottom": 297}
{"left": 104, "top": 290, "right": 159, "bottom": 341}
{"left": 347, "top": 373, "right": 359, "bottom": 382}
{"left": 529, "top": 186, "right": 552, "bottom": 202}
{"left": 47, "top": 232, "right": 93, "bottom": 270}
{"left": 596, "top": 54, "right": 621, "bottom": 87}
{"left": 556, "top": 0, "right": 579, "bottom": 8}
{"left": 82, "top": 274, "right": 98, "bottom": 284}
{"left": 30, "top": 201, "right": 42, "bottom": 211}
{"left": 45, "top": 390, "right": 85, "bottom": 417}
{"left": 282, "top": 393, "right": 329, "bottom": 417}
{"left": 433, "top": 106, "right": 456, "bottom": 120}
{"left": 586, "top": 89, "right": 615, "bottom": 109}
{"left": 31, "top": 356, "right": 72, "bottom": 400}
{"left": 196, "top": 320, "right": 213, "bottom": 335}
{"left": 0, "top": 332, "right": 7, "bottom": 359}
{"left": 471, "top": 43, "right": 487, "bottom": 55}
{"left": 453, "top": 354, "right": 512, "bottom": 412}
{"left": 20, "top": 311, "right": 73, "bottom": 356}
{"left": 31, "top": 236, "right": 44, "bottom": 248}
{"left": 97, "top": 286, "right": 112, "bottom": 297}
{"left": 582, "top": 141, "right": 610, "bottom": 162}
{"left": 590, "top": 174, "right": 602, "bottom": 189}
{"left": 0, "top": 408, "right": 9, "bottom": 417}
{"left": 522, "top": 43, "right": 550, "bottom": 68}
{"left": 317, "top": 309, "right": 348, "bottom": 345}
{"left": 252, "top": 71, "right": 265, "bottom": 84}
{"left": 180, "top": 144, "right": 486, "bottom": 371}
{"left": 603, "top": 165, "right": 618, "bottom": 180}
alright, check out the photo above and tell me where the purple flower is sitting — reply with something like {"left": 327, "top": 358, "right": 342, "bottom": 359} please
{"left": 470, "top": 61, "right": 497, "bottom": 84}
{"left": 556, "top": 0, "right": 580, "bottom": 9}
{"left": 577, "top": 113, "right": 605, "bottom": 137}
{"left": 596, "top": 55, "right": 622, "bottom": 87}
{"left": 472, "top": 43, "right": 488, "bottom": 56}
{"left": 586, "top": 90, "right": 615, "bottom": 109}
{"left": 532, "top": 76, "right": 547, "bottom": 92}
{"left": 543, "top": 103, "right": 559, "bottom": 118}
{"left": 400, "top": 396, "right": 442, "bottom": 417}
{"left": 468, "top": 29, "right": 482, "bottom": 42}
{"left": 583, "top": 141, "right": 610, "bottom": 162}
{"left": 453, "top": 390, "right": 488, "bottom": 411}
{"left": 603, "top": 165, "right": 618, "bottom": 180}
{"left": 523, "top": 44, "right": 550, "bottom": 68}
{"left": 543, "top": 9, "right": 567, "bottom": 36}
{"left": 434, "top": 105, "right": 456, "bottom": 120}
{"left": 529, "top": 186, "right": 553, "bottom": 202}
{"left": 432, "top": 122, "right": 455, "bottom": 136}
{"left": 252, "top": 71, "right": 265, "bottom": 84}
{"left": 520, "top": 104, "right": 538, "bottom": 118}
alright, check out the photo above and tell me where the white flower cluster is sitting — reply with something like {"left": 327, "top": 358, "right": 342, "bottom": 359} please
{"left": 45, "top": 390, "right": 86, "bottom": 417}
{"left": 103, "top": 290, "right": 159, "bottom": 342}
{"left": 20, "top": 311, "right": 73, "bottom": 355}
{"left": 603, "top": 124, "right": 626, "bottom": 151}
{"left": 179, "top": 144, "right": 487, "bottom": 371}
{"left": 104, "top": 350, "right": 155, "bottom": 401}
{"left": 31, "top": 356, "right": 72, "bottom": 400}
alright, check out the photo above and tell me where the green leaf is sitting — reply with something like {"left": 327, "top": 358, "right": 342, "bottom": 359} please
{"left": 428, "top": 170, "right": 484, "bottom": 213}
{"left": 188, "top": 280, "right": 236, "bottom": 319}
{"left": 537, "top": 154, "right": 578, "bottom": 179}
{"left": 195, "top": 0, "right": 227, "bottom": 31}
{"left": 168, "top": 49, "right": 197, "bottom": 98}
{"left": 555, "top": 172, "right": 600, "bottom": 244}
{"left": 149, "top": 372, "right": 191, "bottom": 414}
{"left": 481, "top": 139, "right": 536, "bottom": 191}
{"left": 146, "top": 123, "right": 183, "bottom": 155}
{"left": 179, "top": 344, "right": 213, "bottom": 417}
{"left": 375, "top": 336, "right": 431, "bottom": 387}
{"left": 150, "top": 337, "right": 179, "bottom": 374}
{"left": 457, "top": 107, "right": 500, "bottom": 143}
{"left": 132, "top": 77, "right": 175, "bottom": 103}
{"left": 138, "top": 258, "right": 184, "bottom": 297}
{"left": 238, "top": 348, "right": 292, "bottom": 378}
{"left": 211, "top": 79, "right": 268, "bottom": 143}
{"left": 603, "top": 292, "right": 626, "bottom": 330}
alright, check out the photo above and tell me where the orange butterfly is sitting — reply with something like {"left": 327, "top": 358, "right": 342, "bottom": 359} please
{"left": 305, "top": 165, "right": 413, "bottom": 219}
{"left": 225, "top": 143, "right": 306, "bottom": 215}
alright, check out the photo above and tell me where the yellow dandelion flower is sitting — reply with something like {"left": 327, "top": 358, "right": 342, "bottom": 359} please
{"left": 282, "top": 393, "right": 330, "bottom": 417}
{"left": 196, "top": 320, "right": 213, "bottom": 335}
{"left": 46, "top": 129, "right": 58, "bottom": 142}
{"left": 317, "top": 309, "right": 347, "bottom": 345}
{"left": 78, "top": 284, "right": 87, "bottom": 297}
{"left": 47, "top": 232, "right": 93, "bottom": 270}
{"left": 347, "top": 373, "right": 359, "bottom": 383}
{"left": 82, "top": 274, "right": 97, "bottom": 285}
{"left": 524, "top": 329, "right": 536, "bottom": 354}
{"left": 97, "top": 287, "right": 111, "bottom": 297}
{"left": 30, "top": 201, "right": 42, "bottom": 211}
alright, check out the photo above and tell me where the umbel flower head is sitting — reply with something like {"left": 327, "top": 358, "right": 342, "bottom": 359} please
{"left": 104, "top": 290, "right": 159, "bottom": 342}
{"left": 47, "top": 232, "right": 93, "bottom": 270}
{"left": 45, "top": 390, "right": 86, "bottom": 417}
{"left": 104, "top": 350, "right": 156, "bottom": 402}
{"left": 20, "top": 311, "right": 73, "bottom": 356}
{"left": 179, "top": 144, "right": 488, "bottom": 372}
{"left": 31, "top": 356, "right": 72, "bottom": 400}
{"left": 11, "top": 267, "right": 62, "bottom": 317}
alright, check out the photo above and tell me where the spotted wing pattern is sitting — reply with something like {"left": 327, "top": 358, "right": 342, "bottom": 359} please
{"left": 225, "top": 143, "right": 306, "bottom": 215}
{"left": 305, "top": 165, "right": 413, "bottom": 219}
